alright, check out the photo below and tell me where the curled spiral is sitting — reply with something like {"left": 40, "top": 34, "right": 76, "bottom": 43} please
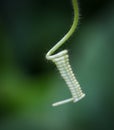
{"left": 48, "top": 50, "right": 85, "bottom": 106}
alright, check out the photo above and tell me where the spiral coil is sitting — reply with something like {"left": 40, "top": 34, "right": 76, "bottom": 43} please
{"left": 48, "top": 50, "right": 85, "bottom": 106}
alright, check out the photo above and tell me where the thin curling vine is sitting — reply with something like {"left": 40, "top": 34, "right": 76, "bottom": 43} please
{"left": 46, "top": 0, "right": 85, "bottom": 107}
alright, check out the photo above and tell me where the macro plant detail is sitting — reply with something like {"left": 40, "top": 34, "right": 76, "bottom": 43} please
{"left": 46, "top": 0, "right": 85, "bottom": 107}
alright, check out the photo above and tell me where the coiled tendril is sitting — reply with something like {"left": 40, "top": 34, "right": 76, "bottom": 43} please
{"left": 46, "top": 0, "right": 85, "bottom": 106}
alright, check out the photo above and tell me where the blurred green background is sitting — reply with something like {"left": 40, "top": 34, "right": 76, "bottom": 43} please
{"left": 0, "top": 0, "right": 114, "bottom": 130}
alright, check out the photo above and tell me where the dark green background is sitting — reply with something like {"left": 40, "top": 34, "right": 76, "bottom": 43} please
{"left": 0, "top": 0, "right": 114, "bottom": 130}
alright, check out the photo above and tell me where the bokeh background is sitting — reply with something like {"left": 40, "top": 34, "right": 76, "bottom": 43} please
{"left": 0, "top": 0, "right": 114, "bottom": 130}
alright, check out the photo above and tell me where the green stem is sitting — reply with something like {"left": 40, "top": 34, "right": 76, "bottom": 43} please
{"left": 46, "top": 0, "right": 79, "bottom": 59}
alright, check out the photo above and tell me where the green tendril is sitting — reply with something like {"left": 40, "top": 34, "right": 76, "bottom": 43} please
{"left": 46, "top": 0, "right": 79, "bottom": 59}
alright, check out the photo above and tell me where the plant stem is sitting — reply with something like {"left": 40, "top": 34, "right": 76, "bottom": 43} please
{"left": 46, "top": 0, "right": 79, "bottom": 59}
